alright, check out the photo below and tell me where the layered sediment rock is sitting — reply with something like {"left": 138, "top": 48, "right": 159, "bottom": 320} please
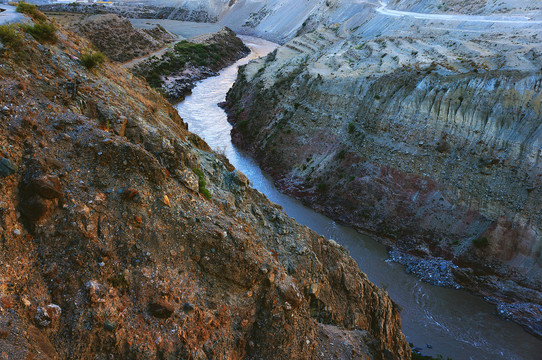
{"left": 0, "top": 12, "right": 409, "bottom": 359}
{"left": 225, "top": 5, "right": 542, "bottom": 337}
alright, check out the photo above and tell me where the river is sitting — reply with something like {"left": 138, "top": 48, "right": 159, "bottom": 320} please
{"left": 174, "top": 36, "right": 542, "bottom": 360}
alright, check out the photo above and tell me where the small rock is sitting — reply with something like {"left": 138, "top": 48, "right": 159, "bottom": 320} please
{"left": 148, "top": 300, "right": 175, "bottom": 318}
{"left": 121, "top": 188, "right": 139, "bottom": 200}
{"left": 86, "top": 280, "right": 106, "bottom": 303}
{"left": 30, "top": 175, "right": 63, "bottom": 199}
{"left": 0, "top": 158, "right": 17, "bottom": 177}
{"left": 162, "top": 195, "right": 171, "bottom": 207}
{"left": 104, "top": 320, "right": 117, "bottom": 331}
{"left": 183, "top": 302, "right": 194, "bottom": 313}
{"left": 0, "top": 296, "right": 15, "bottom": 309}
{"left": 35, "top": 304, "right": 61, "bottom": 328}
{"left": 13, "top": 229, "right": 21, "bottom": 236}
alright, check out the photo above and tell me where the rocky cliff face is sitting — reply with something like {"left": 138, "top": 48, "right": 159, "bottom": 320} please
{"left": 225, "top": 1, "right": 542, "bottom": 338}
{"left": 0, "top": 12, "right": 409, "bottom": 360}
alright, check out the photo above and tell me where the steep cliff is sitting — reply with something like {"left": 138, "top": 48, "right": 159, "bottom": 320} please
{"left": 0, "top": 12, "right": 409, "bottom": 360}
{"left": 225, "top": 1, "right": 542, "bottom": 338}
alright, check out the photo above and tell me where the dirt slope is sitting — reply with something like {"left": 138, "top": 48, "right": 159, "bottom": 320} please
{"left": 0, "top": 13, "right": 409, "bottom": 360}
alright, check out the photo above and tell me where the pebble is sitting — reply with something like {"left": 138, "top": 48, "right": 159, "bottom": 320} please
{"left": 0, "top": 158, "right": 17, "bottom": 177}
{"left": 183, "top": 302, "right": 194, "bottom": 313}
{"left": 13, "top": 229, "right": 21, "bottom": 236}
{"left": 104, "top": 320, "right": 117, "bottom": 331}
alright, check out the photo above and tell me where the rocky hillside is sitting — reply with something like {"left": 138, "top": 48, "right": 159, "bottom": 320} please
{"left": 0, "top": 11, "right": 410, "bottom": 360}
{"left": 40, "top": 2, "right": 219, "bottom": 23}
{"left": 46, "top": 13, "right": 176, "bottom": 63}
{"left": 132, "top": 27, "right": 249, "bottom": 101}
{"left": 224, "top": 0, "right": 542, "bottom": 338}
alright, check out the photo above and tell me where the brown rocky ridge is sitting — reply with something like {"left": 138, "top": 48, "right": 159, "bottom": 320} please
{"left": 0, "top": 11, "right": 409, "bottom": 360}
{"left": 46, "top": 12, "right": 177, "bottom": 63}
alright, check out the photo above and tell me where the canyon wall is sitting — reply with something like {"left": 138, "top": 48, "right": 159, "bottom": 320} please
{"left": 0, "top": 12, "right": 409, "bottom": 359}
{"left": 224, "top": 1, "right": 542, "bottom": 337}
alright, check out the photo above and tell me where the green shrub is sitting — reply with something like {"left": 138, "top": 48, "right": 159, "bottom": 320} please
{"left": 0, "top": 24, "right": 22, "bottom": 50}
{"left": 317, "top": 182, "right": 328, "bottom": 192}
{"left": 473, "top": 237, "right": 489, "bottom": 249}
{"left": 16, "top": 1, "right": 47, "bottom": 22}
{"left": 22, "top": 23, "right": 57, "bottom": 44}
{"left": 80, "top": 50, "right": 106, "bottom": 69}
{"left": 193, "top": 169, "right": 212, "bottom": 200}
{"left": 348, "top": 122, "right": 355, "bottom": 133}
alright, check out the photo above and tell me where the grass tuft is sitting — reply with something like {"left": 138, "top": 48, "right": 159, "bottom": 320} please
{"left": 80, "top": 50, "right": 106, "bottom": 69}
{"left": 22, "top": 23, "right": 58, "bottom": 44}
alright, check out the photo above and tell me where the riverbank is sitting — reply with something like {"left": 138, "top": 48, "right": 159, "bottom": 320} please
{"left": 177, "top": 36, "right": 542, "bottom": 360}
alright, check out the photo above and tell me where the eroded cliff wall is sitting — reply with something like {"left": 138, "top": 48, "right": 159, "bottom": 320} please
{"left": 225, "top": 1, "right": 542, "bottom": 337}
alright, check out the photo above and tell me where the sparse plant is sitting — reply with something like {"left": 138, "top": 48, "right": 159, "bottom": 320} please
{"left": 22, "top": 23, "right": 57, "bottom": 44}
{"left": 16, "top": 1, "right": 47, "bottom": 22}
{"left": 0, "top": 24, "right": 22, "bottom": 50}
{"left": 80, "top": 50, "right": 106, "bottom": 69}
{"left": 193, "top": 168, "right": 212, "bottom": 200}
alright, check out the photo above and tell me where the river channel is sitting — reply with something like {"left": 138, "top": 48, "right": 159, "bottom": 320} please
{"left": 173, "top": 36, "right": 542, "bottom": 360}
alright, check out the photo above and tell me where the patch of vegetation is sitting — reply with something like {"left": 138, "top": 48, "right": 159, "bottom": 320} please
{"left": 80, "top": 50, "right": 106, "bottom": 69}
{"left": 135, "top": 40, "right": 224, "bottom": 88}
{"left": 337, "top": 149, "right": 346, "bottom": 160}
{"left": 348, "top": 122, "right": 355, "bottom": 133}
{"left": 317, "top": 182, "right": 328, "bottom": 192}
{"left": 22, "top": 23, "right": 57, "bottom": 44}
{"left": 16, "top": 1, "right": 47, "bottom": 22}
{"left": 473, "top": 236, "right": 489, "bottom": 249}
{"left": 0, "top": 24, "right": 22, "bottom": 50}
{"left": 193, "top": 168, "right": 212, "bottom": 200}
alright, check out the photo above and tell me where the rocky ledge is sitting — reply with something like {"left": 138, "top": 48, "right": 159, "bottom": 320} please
{"left": 0, "top": 11, "right": 409, "bottom": 360}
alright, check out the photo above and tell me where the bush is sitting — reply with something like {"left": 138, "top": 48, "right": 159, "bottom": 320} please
{"left": 0, "top": 24, "right": 22, "bottom": 50}
{"left": 16, "top": 1, "right": 47, "bottom": 22}
{"left": 80, "top": 51, "right": 106, "bottom": 69}
{"left": 22, "top": 23, "right": 57, "bottom": 44}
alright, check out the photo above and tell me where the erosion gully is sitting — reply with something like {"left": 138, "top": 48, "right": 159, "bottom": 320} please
{"left": 173, "top": 35, "right": 542, "bottom": 360}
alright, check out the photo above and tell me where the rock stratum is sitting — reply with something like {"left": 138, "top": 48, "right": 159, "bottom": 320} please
{"left": 224, "top": 0, "right": 542, "bottom": 338}
{"left": 0, "top": 10, "right": 409, "bottom": 360}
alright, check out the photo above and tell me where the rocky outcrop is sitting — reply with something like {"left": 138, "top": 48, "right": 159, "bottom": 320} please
{"left": 224, "top": 3, "right": 542, "bottom": 338}
{"left": 0, "top": 13, "right": 409, "bottom": 360}
{"left": 133, "top": 27, "right": 249, "bottom": 101}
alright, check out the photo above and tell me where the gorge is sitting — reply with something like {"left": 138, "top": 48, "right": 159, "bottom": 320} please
{"left": 1, "top": 0, "right": 541, "bottom": 359}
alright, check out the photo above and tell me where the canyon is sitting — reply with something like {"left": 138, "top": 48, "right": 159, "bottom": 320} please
{"left": 223, "top": 0, "right": 542, "bottom": 339}
{"left": 2, "top": 0, "right": 541, "bottom": 358}
{"left": 0, "top": 5, "right": 409, "bottom": 359}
